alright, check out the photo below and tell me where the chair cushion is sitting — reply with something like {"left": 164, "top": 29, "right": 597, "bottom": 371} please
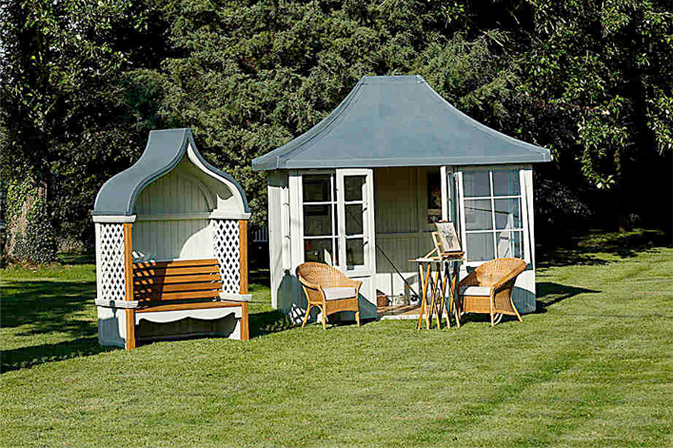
{"left": 323, "top": 287, "right": 358, "bottom": 301}
{"left": 459, "top": 286, "right": 492, "bottom": 297}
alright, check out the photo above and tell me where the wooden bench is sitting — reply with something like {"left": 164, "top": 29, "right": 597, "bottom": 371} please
{"left": 126, "top": 258, "right": 249, "bottom": 348}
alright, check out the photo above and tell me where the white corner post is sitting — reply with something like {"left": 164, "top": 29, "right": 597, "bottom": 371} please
{"left": 92, "top": 215, "right": 137, "bottom": 348}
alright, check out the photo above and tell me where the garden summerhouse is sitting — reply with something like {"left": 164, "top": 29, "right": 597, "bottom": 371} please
{"left": 252, "top": 75, "right": 551, "bottom": 321}
{"left": 92, "top": 128, "right": 251, "bottom": 349}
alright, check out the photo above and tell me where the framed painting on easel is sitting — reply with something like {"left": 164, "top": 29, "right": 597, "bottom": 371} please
{"left": 433, "top": 221, "right": 462, "bottom": 256}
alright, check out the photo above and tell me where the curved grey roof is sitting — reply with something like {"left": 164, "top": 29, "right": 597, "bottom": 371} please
{"left": 93, "top": 128, "right": 250, "bottom": 216}
{"left": 253, "top": 75, "right": 550, "bottom": 171}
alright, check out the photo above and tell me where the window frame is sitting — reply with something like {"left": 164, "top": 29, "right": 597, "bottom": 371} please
{"left": 301, "top": 172, "right": 339, "bottom": 265}
{"left": 336, "top": 169, "right": 374, "bottom": 276}
{"left": 456, "top": 165, "right": 531, "bottom": 267}
{"left": 294, "top": 169, "right": 376, "bottom": 277}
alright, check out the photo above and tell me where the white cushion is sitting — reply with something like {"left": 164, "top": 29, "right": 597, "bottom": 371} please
{"left": 323, "top": 287, "right": 358, "bottom": 301}
{"left": 459, "top": 286, "right": 492, "bottom": 297}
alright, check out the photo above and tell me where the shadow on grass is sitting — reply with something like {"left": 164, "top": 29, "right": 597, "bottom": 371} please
{"left": 1, "top": 279, "right": 106, "bottom": 373}
{"left": 250, "top": 310, "right": 296, "bottom": 338}
{"left": 535, "top": 281, "right": 600, "bottom": 313}
{"left": 538, "top": 229, "right": 667, "bottom": 268}
{"left": 249, "top": 268, "right": 270, "bottom": 286}
{"left": 1, "top": 337, "right": 114, "bottom": 372}
{"left": 1, "top": 281, "right": 96, "bottom": 334}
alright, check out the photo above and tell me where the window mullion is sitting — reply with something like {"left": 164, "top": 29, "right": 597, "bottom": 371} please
{"left": 330, "top": 175, "right": 337, "bottom": 266}
{"left": 489, "top": 171, "right": 497, "bottom": 257}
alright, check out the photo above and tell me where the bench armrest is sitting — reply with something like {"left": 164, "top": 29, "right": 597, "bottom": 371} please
{"left": 219, "top": 292, "right": 252, "bottom": 302}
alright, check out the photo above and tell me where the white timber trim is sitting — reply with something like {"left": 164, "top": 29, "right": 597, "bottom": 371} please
{"left": 209, "top": 210, "right": 252, "bottom": 220}
{"left": 336, "top": 168, "right": 376, "bottom": 278}
{"left": 456, "top": 170, "right": 468, "bottom": 262}
{"left": 133, "top": 212, "right": 250, "bottom": 222}
{"left": 440, "top": 166, "right": 448, "bottom": 221}
{"left": 136, "top": 212, "right": 210, "bottom": 221}
{"left": 186, "top": 143, "right": 248, "bottom": 215}
{"left": 289, "top": 171, "right": 305, "bottom": 270}
{"left": 522, "top": 165, "right": 536, "bottom": 269}
{"left": 92, "top": 215, "right": 137, "bottom": 223}
{"left": 135, "top": 307, "right": 241, "bottom": 324}
{"left": 281, "top": 174, "right": 291, "bottom": 271}
{"left": 219, "top": 292, "right": 252, "bottom": 302}
{"left": 94, "top": 298, "right": 139, "bottom": 309}
{"left": 519, "top": 168, "right": 532, "bottom": 265}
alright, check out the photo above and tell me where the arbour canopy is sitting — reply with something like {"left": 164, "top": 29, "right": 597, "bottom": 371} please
{"left": 93, "top": 128, "right": 250, "bottom": 218}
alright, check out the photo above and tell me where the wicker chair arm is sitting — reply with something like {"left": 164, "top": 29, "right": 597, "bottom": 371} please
{"left": 491, "top": 263, "right": 527, "bottom": 292}
{"left": 298, "top": 276, "right": 324, "bottom": 294}
{"left": 457, "top": 269, "right": 480, "bottom": 289}
{"left": 338, "top": 277, "right": 363, "bottom": 288}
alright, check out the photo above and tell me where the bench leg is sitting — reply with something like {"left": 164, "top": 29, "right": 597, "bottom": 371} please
{"left": 125, "top": 309, "right": 136, "bottom": 350}
{"left": 240, "top": 302, "right": 250, "bottom": 341}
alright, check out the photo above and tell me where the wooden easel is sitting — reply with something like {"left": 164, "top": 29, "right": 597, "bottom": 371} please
{"left": 411, "top": 223, "right": 464, "bottom": 330}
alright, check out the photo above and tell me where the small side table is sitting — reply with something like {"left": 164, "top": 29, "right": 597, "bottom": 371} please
{"left": 411, "top": 254, "right": 463, "bottom": 330}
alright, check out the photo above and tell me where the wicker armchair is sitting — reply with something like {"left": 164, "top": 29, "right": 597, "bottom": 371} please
{"left": 457, "top": 258, "right": 527, "bottom": 326}
{"left": 296, "top": 262, "right": 362, "bottom": 330}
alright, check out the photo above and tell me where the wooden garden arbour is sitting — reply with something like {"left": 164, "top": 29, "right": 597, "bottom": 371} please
{"left": 92, "top": 129, "right": 251, "bottom": 349}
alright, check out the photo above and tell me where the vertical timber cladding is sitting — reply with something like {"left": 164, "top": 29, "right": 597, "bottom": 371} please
{"left": 123, "top": 223, "right": 136, "bottom": 350}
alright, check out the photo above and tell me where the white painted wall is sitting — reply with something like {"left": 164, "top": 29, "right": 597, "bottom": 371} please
{"left": 267, "top": 164, "right": 539, "bottom": 317}
{"left": 132, "top": 219, "right": 213, "bottom": 261}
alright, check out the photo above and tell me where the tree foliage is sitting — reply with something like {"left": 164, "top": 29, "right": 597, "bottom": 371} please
{"left": 1, "top": 0, "right": 671, "bottom": 254}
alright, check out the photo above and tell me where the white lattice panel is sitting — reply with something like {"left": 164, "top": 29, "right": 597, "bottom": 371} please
{"left": 96, "top": 223, "right": 126, "bottom": 301}
{"left": 211, "top": 219, "right": 240, "bottom": 294}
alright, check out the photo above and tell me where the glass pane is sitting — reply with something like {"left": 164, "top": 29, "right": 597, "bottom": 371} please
{"left": 466, "top": 233, "right": 495, "bottom": 262}
{"left": 344, "top": 176, "right": 365, "bottom": 202}
{"left": 303, "top": 175, "right": 332, "bottom": 202}
{"left": 346, "top": 238, "right": 365, "bottom": 268}
{"left": 494, "top": 198, "right": 521, "bottom": 230}
{"left": 464, "top": 199, "right": 493, "bottom": 231}
{"left": 496, "top": 231, "right": 523, "bottom": 258}
{"left": 463, "top": 171, "right": 490, "bottom": 197}
{"left": 492, "top": 170, "right": 520, "bottom": 196}
{"left": 303, "top": 205, "right": 333, "bottom": 236}
{"left": 345, "top": 204, "right": 363, "bottom": 235}
{"left": 304, "top": 238, "right": 337, "bottom": 264}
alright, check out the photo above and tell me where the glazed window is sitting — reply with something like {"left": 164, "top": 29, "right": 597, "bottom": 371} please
{"left": 462, "top": 169, "right": 524, "bottom": 262}
{"left": 302, "top": 174, "right": 338, "bottom": 265}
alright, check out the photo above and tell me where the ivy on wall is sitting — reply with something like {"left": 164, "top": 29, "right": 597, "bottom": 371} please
{"left": 4, "top": 180, "right": 57, "bottom": 265}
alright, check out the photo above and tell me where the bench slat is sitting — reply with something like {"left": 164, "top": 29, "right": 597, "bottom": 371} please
{"left": 136, "top": 290, "right": 221, "bottom": 301}
{"left": 133, "top": 259, "right": 219, "bottom": 269}
{"left": 135, "top": 281, "right": 223, "bottom": 295}
{"left": 134, "top": 265, "right": 220, "bottom": 277}
{"left": 136, "top": 301, "right": 242, "bottom": 313}
{"left": 134, "top": 273, "right": 220, "bottom": 286}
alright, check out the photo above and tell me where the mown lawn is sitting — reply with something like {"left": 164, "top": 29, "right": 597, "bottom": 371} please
{"left": 1, "top": 230, "right": 672, "bottom": 447}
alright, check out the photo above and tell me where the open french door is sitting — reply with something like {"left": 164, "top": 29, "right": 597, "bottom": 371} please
{"left": 336, "top": 169, "right": 377, "bottom": 317}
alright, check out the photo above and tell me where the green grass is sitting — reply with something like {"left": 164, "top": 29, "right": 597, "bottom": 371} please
{"left": 2, "top": 230, "right": 672, "bottom": 447}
